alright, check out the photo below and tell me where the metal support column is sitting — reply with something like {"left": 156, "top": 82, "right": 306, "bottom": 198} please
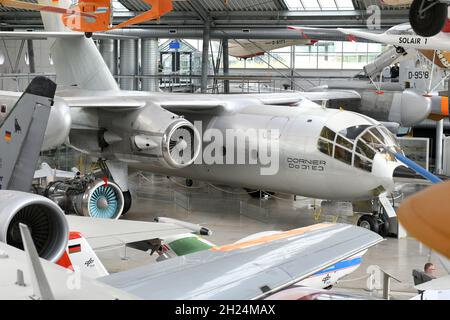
{"left": 222, "top": 39, "right": 230, "bottom": 94}
{"left": 141, "top": 38, "right": 159, "bottom": 92}
{"left": 201, "top": 21, "right": 211, "bottom": 93}
{"left": 119, "top": 39, "right": 138, "bottom": 90}
{"left": 99, "top": 39, "right": 118, "bottom": 77}
{"left": 436, "top": 119, "right": 444, "bottom": 174}
{"left": 26, "top": 39, "right": 35, "bottom": 74}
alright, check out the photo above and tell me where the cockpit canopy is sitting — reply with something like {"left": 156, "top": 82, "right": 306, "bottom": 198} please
{"left": 317, "top": 125, "right": 402, "bottom": 172}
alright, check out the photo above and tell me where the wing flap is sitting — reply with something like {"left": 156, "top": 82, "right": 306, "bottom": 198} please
{"left": 99, "top": 223, "right": 383, "bottom": 300}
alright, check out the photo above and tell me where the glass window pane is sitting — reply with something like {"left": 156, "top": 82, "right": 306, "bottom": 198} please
{"left": 355, "top": 155, "right": 373, "bottom": 172}
{"left": 356, "top": 140, "right": 376, "bottom": 160}
{"left": 336, "top": 135, "right": 353, "bottom": 150}
{"left": 334, "top": 145, "right": 352, "bottom": 165}
{"left": 318, "top": 53, "right": 342, "bottom": 69}
{"left": 320, "top": 126, "right": 336, "bottom": 141}
{"left": 318, "top": 138, "right": 333, "bottom": 156}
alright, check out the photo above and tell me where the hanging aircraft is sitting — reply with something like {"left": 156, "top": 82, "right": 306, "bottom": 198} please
{"left": 229, "top": 39, "right": 317, "bottom": 59}
{"left": 380, "top": 0, "right": 449, "bottom": 37}
{"left": 223, "top": 31, "right": 446, "bottom": 128}
{"left": 0, "top": 0, "right": 173, "bottom": 37}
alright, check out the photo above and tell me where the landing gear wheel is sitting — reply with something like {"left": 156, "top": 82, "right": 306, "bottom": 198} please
{"left": 409, "top": 0, "right": 447, "bottom": 37}
{"left": 185, "top": 179, "right": 193, "bottom": 187}
{"left": 121, "top": 191, "right": 132, "bottom": 216}
{"left": 85, "top": 32, "right": 93, "bottom": 38}
{"left": 357, "top": 215, "right": 379, "bottom": 234}
{"left": 379, "top": 211, "right": 390, "bottom": 238}
{"left": 395, "top": 46, "right": 405, "bottom": 54}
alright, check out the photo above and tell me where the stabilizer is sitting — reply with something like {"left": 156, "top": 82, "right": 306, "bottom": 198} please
{"left": 0, "top": 76, "right": 56, "bottom": 192}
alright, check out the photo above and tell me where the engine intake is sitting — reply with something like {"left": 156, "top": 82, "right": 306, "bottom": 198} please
{"left": 162, "top": 120, "right": 200, "bottom": 169}
{"left": 45, "top": 178, "right": 124, "bottom": 220}
{"left": 0, "top": 191, "right": 68, "bottom": 262}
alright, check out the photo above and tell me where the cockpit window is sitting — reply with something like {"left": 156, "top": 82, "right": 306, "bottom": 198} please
{"left": 320, "top": 126, "right": 336, "bottom": 142}
{"left": 318, "top": 139, "right": 333, "bottom": 156}
{"left": 336, "top": 135, "right": 353, "bottom": 150}
{"left": 361, "top": 131, "right": 380, "bottom": 146}
{"left": 317, "top": 124, "right": 401, "bottom": 173}
{"left": 354, "top": 155, "right": 373, "bottom": 172}
{"left": 356, "top": 140, "right": 376, "bottom": 160}
{"left": 334, "top": 145, "right": 352, "bottom": 165}
{"left": 339, "top": 125, "right": 370, "bottom": 140}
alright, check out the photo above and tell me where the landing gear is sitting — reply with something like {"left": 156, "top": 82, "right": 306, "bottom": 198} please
{"left": 357, "top": 211, "right": 390, "bottom": 237}
{"left": 121, "top": 190, "right": 132, "bottom": 216}
{"left": 395, "top": 46, "right": 406, "bottom": 54}
{"left": 357, "top": 215, "right": 379, "bottom": 234}
{"left": 85, "top": 32, "right": 93, "bottom": 38}
{"left": 409, "top": 0, "right": 447, "bottom": 37}
{"left": 185, "top": 179, "right": 193, "bottom": 187}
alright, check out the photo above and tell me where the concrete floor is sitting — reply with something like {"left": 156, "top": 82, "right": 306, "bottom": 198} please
{"left": 96, "top": 173, "right": 448, "bottom": 300}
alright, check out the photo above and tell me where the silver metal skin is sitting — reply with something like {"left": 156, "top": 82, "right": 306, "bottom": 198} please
{"left": 99, "top": 223, "right": 383, "bottom": 300}
{"left": 56, "top": 92, "right": 402, "bottom": 201}
{"left": 0, "top": 191, "right": 69, "bottom": 262}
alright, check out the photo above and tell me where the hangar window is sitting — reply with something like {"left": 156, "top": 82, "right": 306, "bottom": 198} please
{"left": 318, "top": 138, "right": 333, "bottom": 156}
{"left": 320, "top": 126, "right": 336, "bottom": 142}
{"left": 334, "top": 145, "right": 352, "bottom": 165}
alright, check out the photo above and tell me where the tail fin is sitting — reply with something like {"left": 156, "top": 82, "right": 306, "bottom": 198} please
{"left": 37, "top": 0, "right": 119, "bottom": 91}
{"left": 0, "top": 76, "right": 56, "bottom": 192}
{"left": 56, "top": 231, "right": 109, "bottom": 279}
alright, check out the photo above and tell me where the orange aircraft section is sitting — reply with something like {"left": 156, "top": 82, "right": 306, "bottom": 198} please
{"left": 0, "top": 0, "right": 173, "bottom": 34}
{"left": 397, "top": 181, "right": 450, "bottom": 259}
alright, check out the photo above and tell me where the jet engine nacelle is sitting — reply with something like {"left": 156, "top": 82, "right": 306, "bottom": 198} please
{"left": 44, "top": 178, "right": 124, "bottom": 219}
{"left": 92, "top": 104, "right": 202, "bottom": 169}
{"left": 389, "top": 89, "right": 432, "bottom": 127}
{"left": 0, "top": 191, "right": 69, "bottom": 262}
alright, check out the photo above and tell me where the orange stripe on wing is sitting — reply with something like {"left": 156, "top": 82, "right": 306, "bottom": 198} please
{"left": 441, "top": 96, "right": 449, "bottom": 116}
{"left": 211, "top": 223, "right": 332, "bottom": 252}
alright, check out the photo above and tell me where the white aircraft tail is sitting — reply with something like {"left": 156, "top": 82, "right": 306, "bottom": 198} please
{"left": 38, "top": 0, "right": 119, "bottom": 91}
{"left": 57, "top": 231, "right": 109, "bottom": 279}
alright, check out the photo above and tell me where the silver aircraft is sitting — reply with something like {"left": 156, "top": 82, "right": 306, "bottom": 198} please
{"left": 0, "top": 1, "right": 416, "bottom": 230}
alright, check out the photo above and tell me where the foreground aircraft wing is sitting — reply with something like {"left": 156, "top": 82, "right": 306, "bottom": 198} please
{"left": 99, "top": 223, "right": 383, "bottom": 300}
{"left": 0, "top": 233, "right": 137, "bottom": 299}
{"left": 66, "top": 215, "right": 191, "bottom": 250}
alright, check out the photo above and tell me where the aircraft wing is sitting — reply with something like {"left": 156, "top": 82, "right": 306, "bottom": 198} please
{"left": 0, "top": 234, "right": 137, "bottom": 299}
{"left": 0, "top": 31, "right": 137, "bottom": 40}
{"left": 300, "top": 90, "right": 361, "bottom": 104}
{"left": 288, "top": 26, "right": 378, "bottom": 43}
{"left": 99, "top": 223, "right": 383, "bottom": 300}
{"left": 337, "top": 28, "right": 386, "bottom": 44}
{"left": 415, "top": 275, "right": 450, "bottom": 291}
{"left": 65, "top": 215, "right": 192, "bottom": 250}
{"left": 61, "top": 96, "right": 146, "bottom": 109}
